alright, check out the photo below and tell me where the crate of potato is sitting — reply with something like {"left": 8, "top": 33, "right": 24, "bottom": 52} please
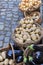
{"left": 12, "top": 17, "right": 43, "bottom": 47}
{"left": 0, "top": 44, "right": 15, "bottom": 65}
{"left": 24, "top": 11, "right": 41, "bottom": 24}
{"left": 19, "top": 0, "right": 41, "bottom": 12}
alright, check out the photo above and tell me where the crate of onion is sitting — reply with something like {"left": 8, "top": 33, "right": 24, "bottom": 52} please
{"left": 12, "top": 17, "right": 43, "bottom": 48}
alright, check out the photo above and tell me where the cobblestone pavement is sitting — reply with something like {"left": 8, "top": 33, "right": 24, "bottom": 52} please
{"left": 0, "top": 0, "right": 43, "bottom": 48}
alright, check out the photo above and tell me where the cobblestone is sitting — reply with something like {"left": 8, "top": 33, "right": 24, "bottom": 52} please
{"left": 0, "top": 31, "right": 5, "bottom": 35}
{"left": 0, "top": 22, "right": 4, "bottom": 25}
{"left": 4, "top": 27, "right": 11, "bottom": 31}
{"left": 3, "top": 43, "right": 9, "bottom": 48}
{"left": 1, "top": 12, "right": 6, "bottom": 15}
{"left": 4, "top": 37, "right": 10, "bottom": 43}
{"left": 6, "top": 31, "right": 11, "bottom": 37}
{"left": 0, "top": 35, "right": 4, "bottom": 41}
{"left": 0, "top": 41, "right": 3, "bottom": 48}
{"left": 0, "top": 24, "right": 4, "bottom": 30}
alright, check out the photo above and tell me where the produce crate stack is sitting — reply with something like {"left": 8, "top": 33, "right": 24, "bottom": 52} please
{"left": 12, "top": 0, "right": 43, "bottom": 49}
{"left": 12, "top": 0, "right": 43, "bottom": 64}
{"left": 0, "top": 43, "right": 15, "bottom": 65}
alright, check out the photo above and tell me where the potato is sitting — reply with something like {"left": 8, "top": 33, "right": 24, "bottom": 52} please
{"left": 22, "top": 29, "right": 26, "bottom": 33}
{"left": 31, "top": 34, "right": 37, "bottom": 41}
{"left": 32, "top": 24, "right": 36, "bottom": 27}
{"left": 0, "top": 56, "right": 3, "bottom": 62}
{"left": 23, "top": 35, "right": 27, "bottom": 40}
{"left": 0, "top": 62, "right": 4, "bottom": 65}
{"left": 19, "top": 27, "right": 23, "bottom": 31}
{"left": 31, "top": 27, "right": 36, "bottom": 31}
{"left": 1, "top": 51, "right": 6, "bottom": 59}
{"left": 26, "top": 28, "right": 28, "bottom": 32}
{"left": 26, "top": 24, "right": 32, "bottom": 28}
{"left": 19, "top": 39, "right": 23, "bottom": 43}
{"left": 9, "top": 59, "right": 14, "bottom": 65}
{"left": 16, "top": 31, "right": 20, "bottom": 34}
{"left": 26, "top": 3, "right": 29, "bottom": 7}
{"left": 4, "top": 59, "right": 9, "bottom": 65}
{"left": 15, "top": 34, "right": 19, "bottom": 38}
{"left": 28, "top": 28, "right": 32, "bottom": 32}
{"left": 16, "top": 38, "right": 23, "bottom": 43}
{"left": 20, "top": 20, "right": 24, "bottom": 24}
{"left": 19, "top": 34, "right": 22, "bottom": 38}
{"left": 15, "top": 28, "right": 19, "bottom": 31}
{"left": 22, "top": 24, "right": 26, "bottom": 28}
{"left": 35, "top": 28, "right": 40, "bottom": 34}
{"left": 23, "top": 32, "right": 28, "bottom": 35}
{"left": 36, "top": 34, "right": 40, "bottom": 39}
{"left": 26, "top": 38, "right": 31, "bottom": 42}
{"left": 28, "top": 34, "right": 31, "bottom": 39}
{"left": 29, "top": 19, "right": 33, "bottom": 24}
{"left": 30, "top": 31, "right": 35, "bottom": 35}
{"left": 24, "top": 20, "right": 28, "bottom": 24}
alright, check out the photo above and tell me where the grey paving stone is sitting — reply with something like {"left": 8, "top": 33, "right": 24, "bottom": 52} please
{"left": 1, "top": 2, "right": 8, "bottom": 8}
{"left": 0, "top": 41, "right": 3, "bottom": 48}
{"left": 1, "top": 12, "right": 6, "bottom": 16}
{"left": 11, "top": 21, "right": 17, "bottom": 25}
{"left": 16, "top": 0, "right": 21, "bottom": 5}
{"left": 6, "top": 11, "right": 12, "bottom": 14}
{"left": 8, "top": 0, "right": 12, "bottom": 1}
{"left": 4, "top": 37, "right": 10, "bottom": 43}
{"left": 10, "top": 39, "right": 14, "bottom": 43}
{"left": 1, "top": 9, "right": 6, "bottom": 12}
{"left": 4, "top": 0, "right": 8, "bottom": 2}
{"left": 12, "top": 28, "right": 15, "bottom": 32}
{"left": 0, "top": 35, "right": 4, "bottom": 41}
{"left": 0, "top": 31, "right": 5, "bottom": 35}
{"left": 13, "top": 19, "right": 18, "bottom": 22}
{"left": 5, "top": 21, "right": 11, "bottom": 25}
{"left": 0, "top": 24, "right": 4, "bottom": 30}
{"left": 6, "top": 31, "right": 11, "bottom": 37}
{"left": 0, "top": 18, "right": 5, "bottom": 22}
{"left": 6, "top": 13, "right": 12, "bottom": 17}
{"left": 12, "top": 7, "right": 18, "bottom": 12}
{"left": 1, "top": 16, "right": 6, "bottom": 19}
{"left": 12, "top": 0, "right": 16, "bottom": 1}
{"left": 0, "top": 22, "right": 4, "bottom": 25}
{"left": 13, "top": 14, "right": 18, "bottom": 18}
{"left": 3, "top": 43, "right": 9, "bottom": 48}
{"left": 5, "top": 24, "right": 11, "bottom": 28}
{"left": 0, "top": 4, "right": 3, "bottom": 8}
{"left": 6, "top": 17, "right": 12, "bottom": 20}
{"left": 4, "top": 27, "right": 11, "bottom": 31}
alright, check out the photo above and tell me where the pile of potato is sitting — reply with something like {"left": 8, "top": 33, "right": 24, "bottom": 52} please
{"left": 19, "top": 0, "right": 41, "bottom": 11}
{"left": 0, "top": 51, "right": 14, "bottom": 65}
{"left": 14, "top": 17, "right": 41, "bottom": 44}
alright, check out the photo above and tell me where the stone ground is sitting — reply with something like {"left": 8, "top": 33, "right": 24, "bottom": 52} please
{"left": 0, "top": 0, "right": 43, "bottom": 48}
